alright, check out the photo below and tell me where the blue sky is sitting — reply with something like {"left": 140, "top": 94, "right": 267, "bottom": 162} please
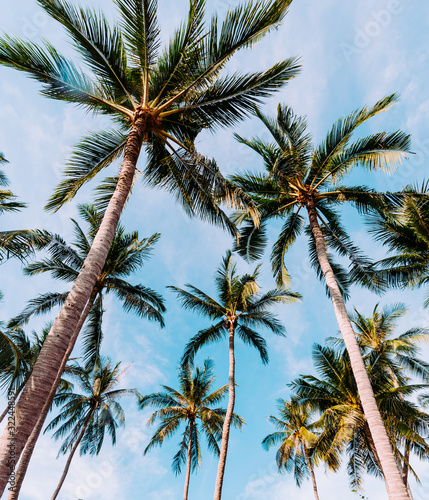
{"left": 1, "top": 0, "right": 429, "bottom": 499}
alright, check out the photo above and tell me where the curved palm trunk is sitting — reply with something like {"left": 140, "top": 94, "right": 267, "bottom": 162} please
{"left": 306, "top": 201, "right": 410, "bottom": 500}
{"left": 183, "top": 419, "right": 194, "bottom": 500}
{"left": 0, "top": 112, "right": 147, "bottom": 492}
{"left": 302, "top": 445, "right": 320, "bottom": 500}
{"left": 50, "top": 413, "right": 92, "bottom": 500}
{"left": 213, "top": 319, "right": 236, "bottom": 500}
{"left": 7, "top": 291, "right": 98, "bottom": 500}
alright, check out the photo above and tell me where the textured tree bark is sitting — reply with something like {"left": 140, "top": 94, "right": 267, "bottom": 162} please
{"left": 303, "top": 445, "right": 320, "bottom": 500}
{"left": 306, "top": 201, "right": 410, "bottom": 500}
{"left": 50, "top": 414, "right": 92, "bottom": 500}
{"left": 7, "top": 290, "right": 98, "bottom": 500}
{"left": 0, "top": 112, "right": 147, "bottom": 493}
{"left": 385, "top": 366, "right": 414, "bottom": 498}
{"left": 183, "top": 418, "right": 194, "bottom": 500}
{"left": 213, "top": 320, "right": 236, "bottom": 500}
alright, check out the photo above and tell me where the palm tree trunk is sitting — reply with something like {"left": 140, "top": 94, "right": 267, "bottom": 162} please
{"left": 386, "top": 365, "right": 414, "bottom": 498}
{"left": 183, "top": 419, "right": 194, "bottom": 500}
{"left": 403, "top": 441, "right": 413, "bottom": 500}
{"left": 306, "top": 201, "right": 410, "bottom": 500}
{"left": 213, "top": 319, "right": 236, "bottom": 500}
{"left": 50, "top": 413, "right": 92, "bottom": 500}
{"left": 303, "top": 445, "right": 320, "bottom": 500}
{"left": 7, "top": 290, "right": 98, "bottom": 500}
{"left": 0, "top": 111, "right": 147, "bottom": 492}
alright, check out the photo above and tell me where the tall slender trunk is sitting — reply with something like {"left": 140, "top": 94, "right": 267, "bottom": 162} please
{"left": 213, "top": 319, "right": 236, "bottom": 500}
{"left": 385, "top": 366, "right": 414, "bottom": 498}
{"left": 0, "top": 113, "right": 146, "bottom": 493}
{"left": 302, "top": 444, "right": 320, "bottom": 500}
{"left": 50, "top": 413, "right": 93, "bottom": 500}
{"left": 306, "top": 201, "right": 410, "bottom": 500}
{"left": 7, "top": 290, "right": 98, "bottom": 500}
{"left": 402, "top": 441, "right": 413, "bottom": 500}
{"left": 183, "top": 418, "right": 194, "bottom": 500}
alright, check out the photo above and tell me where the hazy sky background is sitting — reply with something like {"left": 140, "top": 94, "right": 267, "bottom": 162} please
{"left": 1, "top": 0, "right": 429, "bottom": 499}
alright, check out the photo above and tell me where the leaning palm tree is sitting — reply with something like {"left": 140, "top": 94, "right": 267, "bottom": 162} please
{"left": 9, "top": 204, "right": 165, "bottom": 368}
{"left": 291, "top": 344, "right": 429, "bottom": 493}
{"left": 139, "top": 359, "right": 244, "bottom": 500}
{"left": 329, "top": 303, "right": 429, "bottom": 493}
{"left": 169, "top": 250, "right": 299, "bottom": 499}
{"left": 0, "top": 0, "right": 299, "bottom": 483}
{"left": 262, "top": 397, "right": 330, "bottom": 500}
{"left": 232, "top": 99, "right": 415, "bottom": 500}
{"left": 45, "top": 358, "right": 135, "bottom": 500}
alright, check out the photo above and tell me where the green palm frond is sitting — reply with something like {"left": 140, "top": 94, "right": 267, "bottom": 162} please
{"left": 115, "top": 0, "right": 160, "bottom": 77}
{"left": 46, "top": 128, "right": 128, "bottom": 212}
{"left": 37, "top": 0, "right": 136, "bottom": 107}
{"left": 181, "top": 322, "right": 226, "bottom": 366}
{"left": 271, "top": 209, "right": 305, "bottom": 286}
{"left": 7, "top": 292, "right": 69, "bottom": 329}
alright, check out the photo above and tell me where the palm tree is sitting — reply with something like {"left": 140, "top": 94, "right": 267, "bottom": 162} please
{"left": 290, "top": 344, "right": 429, "bottom": 493}
{"left": 139, "top": 359, "right": 244, "bottom": 500}
{"left": 369, "top": 184, "right": 429, "bottom": 306}
{"left": 0, "top": 326, "right": 49, "bottom": 424}
{"left": 169, "top": 250, "right": 299, "bottom": 499}
{"left": 44, "top": 358, "right": 135, "bottom": 500}
{"left": 9, "top": 204, "right": 165, "bottom": 368}
{"left": 0, "top": 0, "right": 299, "bottom": 483}
{"left": 329, "top": 303, "right": 429, "bottom": 493}
{"left": 262, "top": 397, "right": 330, "bottom": 500}
{"left": 232, "top": 99, "right": 415, "bottom": 500}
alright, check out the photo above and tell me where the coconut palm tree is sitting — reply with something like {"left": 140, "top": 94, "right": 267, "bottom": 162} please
{"left": 231, "top": 100, "right": 415, "bottom": 500}
{"left": 290, "top": 344, "right": 429, "bottom": 492}
{"left": 369, "top": 184, "right": 429, "bottom": 305}
{"left": 45, "top": 358, "right": 135, "bottom": 500}
{"left": 139, "top": 359, "right": 244, "bottom": 500}
{"left": 0, "top": 0, "right": 299, "bottom": 483}
{"left": 8, "top": 204, "right": 165, "bottom": 368}
{"left": 169, "top": 250, "right": 299, "bottom": 499}
{"left": 329, "top": 303, "right": 429, "bottom": 493}
{"left": 0, "top": 326, "right": 49, "bottom": 424}
{"left": 262, "top": 397, "right": 330, "bottom": 500}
